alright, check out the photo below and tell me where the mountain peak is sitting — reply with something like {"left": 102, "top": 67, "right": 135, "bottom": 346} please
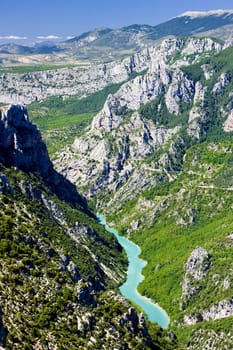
{"left": 178, "top": 10, "right": 233, "bottom": 19}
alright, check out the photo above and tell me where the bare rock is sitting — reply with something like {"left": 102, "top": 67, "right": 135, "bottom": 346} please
{"left": 181, "top": 247, "right": 210, "bottom": 303}
{"left": 184, "top": 299, "right": 233, "bottom": 325}
{"left": 0, "top": 104, "right": 89, "bottom": 211}
{"left": 212, "top": 73, "right": 230, "bottom": 94}
{"left": 223, "top": 110, "right": 233, "bottom": 132}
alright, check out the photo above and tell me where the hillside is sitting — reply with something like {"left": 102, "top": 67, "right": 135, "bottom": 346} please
{"left": 52, "top": 36, "right": 233, "bottom": 349}
{"left": 0, "top": 105, "right": 177, "bottom": 349}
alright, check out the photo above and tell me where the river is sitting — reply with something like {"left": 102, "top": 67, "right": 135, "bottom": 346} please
{"left": 97, "top": 214, "right": 169, "bottom": 329}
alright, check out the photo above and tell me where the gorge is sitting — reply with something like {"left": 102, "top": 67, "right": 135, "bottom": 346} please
{"left": 1, "top": 9, "right": 233, "bottom": 350}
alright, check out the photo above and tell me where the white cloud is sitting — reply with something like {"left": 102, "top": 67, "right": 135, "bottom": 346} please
{"left": 0, "top": 35, "right": 28, "bottom": 40}
{"left": 66, "top": 36, "right": 75, "bottom": 40}
{"left": 36, "top": 35, "right": 62, "bottom": 40}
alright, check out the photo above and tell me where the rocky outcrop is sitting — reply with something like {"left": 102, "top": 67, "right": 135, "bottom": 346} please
{"left": 181, "top": 249, "right": 233, "bottom": 327}
{"left": 181, "top": 37, "right": 221, "bottom": 56}
{"left": 0, "top": 49, "right": 152, "bottom": 105}
{"left": 119, "top": 307, "right": 149, "bottom": 338}
{"left": 165, "top": 70, "right": 194, "bottom": 115}
{"left": 0, "top": 174, "right": 13, "bottom": 196}
{"left": 0, "top": 104, "right": 89, "bottom": 210}
{"left": 212, "top": 72, "right": 230, "bottom": 94}
{"left": 184, "top": 299, "right": 233, "bottom": 325}
{"left": 181, "top": 247, "right": 210, "bottom": 302}
{"left": 187, "top": 328, "right": 233, "bottom": 350}
{"left": 56, "top": 111, "right": 179, "bottom": 203}
{"left": 223, "top": 109, "right": 233, "bottom": 132}
{"left": 187, "top": 82, "right": 207, "bottom": 139}
{"left": 0, "top": 37, "right": 223, "bottom": 105}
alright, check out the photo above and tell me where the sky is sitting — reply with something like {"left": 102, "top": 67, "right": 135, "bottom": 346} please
{"left": 1, "top": 0, "right": 233, "bottom": 45}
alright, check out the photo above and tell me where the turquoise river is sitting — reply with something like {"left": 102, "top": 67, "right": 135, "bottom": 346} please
{"left": 97, "top": 214, "right": 169, "bottom": 329}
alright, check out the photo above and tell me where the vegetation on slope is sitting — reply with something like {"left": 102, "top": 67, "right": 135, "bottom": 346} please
{"left": 8, "top": 39, "right": 233, "bottom": 349}
{"left": 107, "top": 140, "right": 233, "bottom": 348}
{"left": 0, "top": 162, "right": 179, "bottom": 349}
{"left": 100, "top": 46, "right": 233, "bottom": 348}
{"left": 28, "top": 83, "right": 123, "bottom": 156}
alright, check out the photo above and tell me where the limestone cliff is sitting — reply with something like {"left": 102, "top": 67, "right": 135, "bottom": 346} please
{"left": 54, "top": 37, "right": 227, "bottom": 209}
{"left": 0, "top": 104, "right": 88, "bottom": 211}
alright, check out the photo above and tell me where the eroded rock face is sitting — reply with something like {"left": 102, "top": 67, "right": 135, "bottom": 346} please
{"left": 181, "top": 247, "right": 210, "bottom": 301}
{"left": 0, "top": 104, "right": 51, "bottom": 175}
{"left": 55, "top": 37, "right": 225, "bottom": 206}
{"left": 119, "top": 307, "right": 149, "bottom": 337}
{"left": 165, "top": 70, "right": 195, "bottom": 115}
{"left": 184, "top": 299, "right": 233, "bottom": 325}
{"left": 181, "top": 37, "right": 221, "bottom": 56}
{"left": 0, "top": 48, "right": 152, "bottom": 105}
{"left": 212, "top": 72, "right": 230, "bottom": 94}
{"left": 56, "top": 111, "right": 179, "bottom": 203}
{"left": 223, "top": 109, "right": 233, "bottom": 132}
{"left": 0, "top": 104, "right": 88, "bottom": 210}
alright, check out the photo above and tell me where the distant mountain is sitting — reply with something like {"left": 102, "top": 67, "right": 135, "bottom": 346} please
{"left": 0, "top": 42, "right": 61, "bottom": 55}
{"left": 60, "top": 24, "right": 153, "bottom": 50}
{"left": 0, "top": 43, "right": 33, "bottom": 55}
{"left": 147, "top": 9, "right": 233, "bottom": 40}
{"left": 57, "top": 10, "right": 233, "bottom": 60}
{"left": 1, "top": 10, "right": 233, "bottom": 62}
{"left": 60, "top": 27, "right": 113, "bottom": 48}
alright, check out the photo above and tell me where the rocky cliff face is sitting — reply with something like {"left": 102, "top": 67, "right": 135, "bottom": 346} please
{"left": 54, "top": 37, "right": 228, "bottom": 210}
{"left": 0, "top": 104, "right": 51, "bottom": 173}
{"left": 181, "top": 247, "right": 210, "bottom": 303}
{"left": 0, "top": 36, "right": 225, "bottom": 106}
{"left": 0, "top": 104, "right": 88, "bottom": 210}
{"left": 0, "top": 49, "right": 152, "bottom": 104}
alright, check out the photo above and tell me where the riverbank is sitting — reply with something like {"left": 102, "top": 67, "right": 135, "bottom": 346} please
{"left": 97, "top": 214, "right": 169, "bottom": 328}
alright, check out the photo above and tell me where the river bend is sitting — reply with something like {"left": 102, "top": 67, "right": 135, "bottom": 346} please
{"left": 97, "top": 214, "right": 169, "bottom": 328}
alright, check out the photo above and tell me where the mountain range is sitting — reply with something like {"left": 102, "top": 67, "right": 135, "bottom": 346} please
{"left": 1, "top": 10, "right": 233, "bottom": 62}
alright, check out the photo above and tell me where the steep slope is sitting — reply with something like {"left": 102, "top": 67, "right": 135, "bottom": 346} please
{"left": 0, "top": 104, "right": 88, "bottom": 210}
{"left": 54, "top": 36, "right": 233, "bottom": 349}
{"left": 0, "top": 105, "right": 177, "bottom": 349}
{"left": 54, "top": 36, "right": 223, "bottom": 201}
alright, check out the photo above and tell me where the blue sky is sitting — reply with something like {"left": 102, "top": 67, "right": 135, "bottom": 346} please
{"left": 1, "top": 0, "right": 233, "bottom": 44}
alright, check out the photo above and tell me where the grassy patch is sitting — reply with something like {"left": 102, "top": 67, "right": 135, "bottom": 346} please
{"left": 31, "top": 112, "right": 95, "bottom": 131}
{"left": 0, "top": 64, "right": 77, "bottom": 74}
{"left": 28, "top": 82, "right": 124, "bottom": 156}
